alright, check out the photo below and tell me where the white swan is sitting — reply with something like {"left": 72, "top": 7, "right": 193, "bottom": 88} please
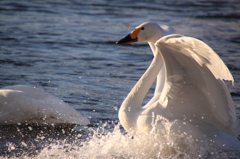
{"left": 116, "top": 22, "right": 240, "bottom": 149}
{"left": 0, "top": 85, "right": 90, "bottom": 126}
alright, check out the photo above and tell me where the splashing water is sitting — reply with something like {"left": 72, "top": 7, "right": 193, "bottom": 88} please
{"left": 11, "top": 120, "right": 238, "bottom": 159}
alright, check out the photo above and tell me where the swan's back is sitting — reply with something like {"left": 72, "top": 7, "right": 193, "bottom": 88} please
{"left": 0, "top": 85, "right": 90, "bottom": 125}
{"left": 156, "top": 34, "right": 238, "bottom": 137}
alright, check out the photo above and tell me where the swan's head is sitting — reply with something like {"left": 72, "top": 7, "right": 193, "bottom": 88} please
{"left": 116, "top": 22, "right": 165, "bottom": 44}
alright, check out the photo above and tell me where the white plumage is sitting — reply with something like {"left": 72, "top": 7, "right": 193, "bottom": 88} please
{"left": 117, "top": 22, "right": 240, "bottom": 150}
{"left": 0, "top": 85, "right": 89, "bottom": 125}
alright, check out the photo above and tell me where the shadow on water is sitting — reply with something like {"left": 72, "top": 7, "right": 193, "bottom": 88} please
{"left": 0, "top": 124, "right": 89, "bottom": 158}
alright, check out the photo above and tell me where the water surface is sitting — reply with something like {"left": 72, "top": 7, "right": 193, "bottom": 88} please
{"left": 0, "top": 0, "right": 240, "bottom": 158}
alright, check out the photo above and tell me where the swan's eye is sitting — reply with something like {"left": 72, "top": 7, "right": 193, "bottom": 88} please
{"left": 141, "top": 27, "right": 145, "bottom": 30}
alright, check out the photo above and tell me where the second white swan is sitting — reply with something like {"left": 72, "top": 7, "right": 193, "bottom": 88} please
{"left": 0, "top": 85, "right": 90, "bottom": 126}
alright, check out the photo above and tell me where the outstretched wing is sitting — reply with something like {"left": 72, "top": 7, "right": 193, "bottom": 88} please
{"left": 156, "top": 34, "right": 238, "bottom": 136}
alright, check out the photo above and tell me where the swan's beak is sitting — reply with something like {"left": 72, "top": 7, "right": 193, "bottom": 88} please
{"left": 116, "top": 28, "right": 141, "bottom": 44}
{"left": 116, "top": 34, "right": 137, "bottom": 44}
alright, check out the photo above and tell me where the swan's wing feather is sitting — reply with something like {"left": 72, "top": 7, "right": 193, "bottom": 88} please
{"left": 159, "top": 35, "right": 234, "bottom": 83}
{"left": 155, "top": 35, "right": 238, "bottom": 136}
{"left": 191, "top": 37, "right": 233, "bottom": 84}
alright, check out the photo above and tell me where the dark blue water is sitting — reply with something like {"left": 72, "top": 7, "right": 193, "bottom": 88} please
{"left": 1, "top": 0, "right": 240, "bottom": 158}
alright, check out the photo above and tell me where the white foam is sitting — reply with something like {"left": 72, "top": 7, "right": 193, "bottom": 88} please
{"left": 21, "top": 122, "right": 240, "bottom": 159}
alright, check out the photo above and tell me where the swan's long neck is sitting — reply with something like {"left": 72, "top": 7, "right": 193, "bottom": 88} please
{"left": 119, "top": 47, "right": 163, "bottom": 131}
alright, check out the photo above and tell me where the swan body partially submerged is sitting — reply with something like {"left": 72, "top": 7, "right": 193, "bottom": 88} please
{"left": 0, "top": 85, "right": 90, "bottom": 126}
{"left": 117, "top": 22, "right": 240, "bottom": 150}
